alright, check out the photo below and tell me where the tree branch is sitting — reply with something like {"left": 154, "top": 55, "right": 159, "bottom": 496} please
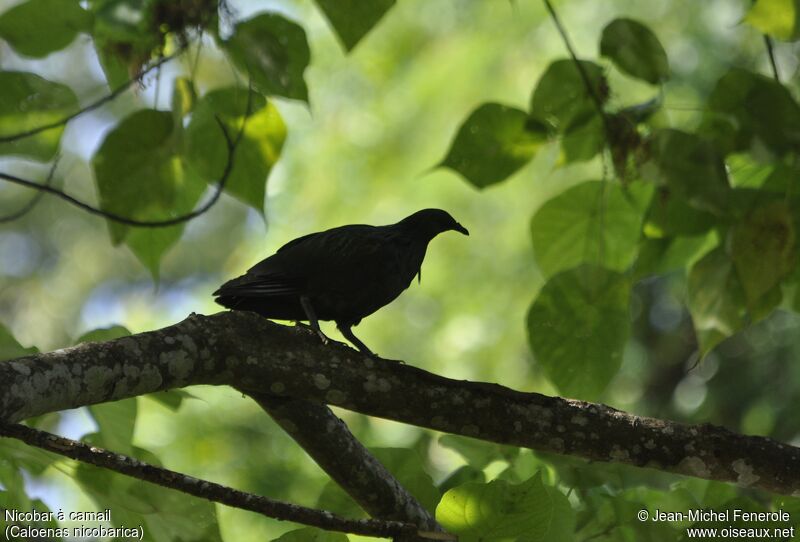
{"left": 1, "top": 311, "right": 798, "bottom": 496}
{"left": 541, "top": 0, "right": 610, "bottom": 132}
{"left": 0, "top": 112, "right": 243, "bottom": 227}
{"left": 0, "top": 155, "right": 59, "bottom": 224}
{"left": 0, "top": 50, "right": 184, "bottom": 145}
{"left": 763, "top": 35, "right": 780, "bottom": 82}
{"left": 247, "top": 393, "right": 442, "bottom": 531}
{"left": 0, "top": 422, "right": 425, "bottom": 540}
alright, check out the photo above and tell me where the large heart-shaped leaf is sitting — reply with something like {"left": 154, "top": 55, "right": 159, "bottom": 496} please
{"left": 436, "top": 474, "right": 574, "bottom": 542}
{"left": 440, "top": 103, "right": 547, "bottom": 189}
{"left": 0, "top": 0, "right": 92, "bottom": 58}
{"left": 185, "top": 87, "right": 286, "bottom": 213}
{"left": 527, "top": 265, "right": 630, "bottom": 400}
{"left": 92, "top": 109, "right": 206, "bottom": 277}
{"left": 224, "top": 13, "right": 310, "bottom": 102}
{"left": 315, "top": 0, "right": 395, "bottom": 51}
{"left": 531, "top": 180, "right": 652, "bottom": 278}
{"left": 600, "top": 18, "right": 669, "bottom": 84}
{"left": 0, "top": 71, "right": 78, "bottom": 160}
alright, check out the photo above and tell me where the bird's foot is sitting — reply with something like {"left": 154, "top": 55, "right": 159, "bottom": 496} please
{"left": 360, "top": 352, "right": 405, "bottom": 364}
{"left": 294, "top": 321, "right": 330, "bottom": 345}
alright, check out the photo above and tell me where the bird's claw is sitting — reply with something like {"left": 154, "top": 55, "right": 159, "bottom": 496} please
{"left": 294, "top": 321, "right": 330, "bottom": 346}
{"left": 383, "top": 357, "right": 405, "bottom": 364}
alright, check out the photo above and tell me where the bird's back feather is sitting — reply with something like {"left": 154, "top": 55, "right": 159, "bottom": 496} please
{"left": 214, "top": 223, "right": 426, "bottom": 323}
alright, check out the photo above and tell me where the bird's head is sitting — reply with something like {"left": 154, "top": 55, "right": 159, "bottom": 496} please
{"left": 399, "top": 208, "right": 469, "bottom": 240}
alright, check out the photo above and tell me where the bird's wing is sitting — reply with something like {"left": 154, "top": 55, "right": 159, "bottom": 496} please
{"left": 213, "top": 272, "right": 303, "bottom": 297}
{"left": 275, "top": 231, "right": 322, "bottom": 253}
{"left": 215, "top": 224, "right": 380, "bottom": 299}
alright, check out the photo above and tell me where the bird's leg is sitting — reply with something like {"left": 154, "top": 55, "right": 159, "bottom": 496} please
{"left": 336, "top": 322, "right": 375, "bottom": 357}
{"left": 300, "top": 296, "right": 329, "bottom": 345}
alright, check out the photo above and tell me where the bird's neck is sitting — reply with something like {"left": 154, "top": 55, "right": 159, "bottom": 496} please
{"left": 396, "top": 221, "right": 439, "bottom": 244}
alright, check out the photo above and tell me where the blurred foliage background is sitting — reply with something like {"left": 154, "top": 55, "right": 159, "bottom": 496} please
{"left": 1, "top": 0, "right": 800, "bottom": 540}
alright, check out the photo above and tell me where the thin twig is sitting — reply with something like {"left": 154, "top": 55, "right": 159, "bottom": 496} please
{"left": 0, "top": 422, "right": 421, "bottom": 539}
{"left": 190, "top": 36, "right": 205, "bottom": 81}
{"left": 0, "top": 85, "right": 251, "bottom": 227}
{"left": 763, "top": 35, "right": 780, "bottom": 82}
{"left": 0, "top": 155, "right": 60, "bottom": 224}
{"left": 542, "top": 0, "right": 610, "bottom": 131}
{"left": 0, "top": 49, "right": 185, "bottom": 145}
{"left": 154, "top": 53, "right": 164, "bottom": 109}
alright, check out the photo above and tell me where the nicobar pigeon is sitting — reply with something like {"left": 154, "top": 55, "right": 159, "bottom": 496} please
{"left": 214, "top": 209, "right": 469, "bottom": 356}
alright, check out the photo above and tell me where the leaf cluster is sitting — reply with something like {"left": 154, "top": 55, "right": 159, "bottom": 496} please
{"left": 3, "top": 1, "right": 800, "bottom": 541}
{"left": 440, "top": 14, "right": 800, "bottom": 403}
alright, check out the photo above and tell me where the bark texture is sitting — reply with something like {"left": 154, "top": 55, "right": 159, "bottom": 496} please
{"left": 1, "top": 311, "right": 798, "bottom": 496}
{"left": 249, "top": 394, "right": 442, "bottom": 533}
{"left": 0, "top": 422, "right": 419, "bottom": 538}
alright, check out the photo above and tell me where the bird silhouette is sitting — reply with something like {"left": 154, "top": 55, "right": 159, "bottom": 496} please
{"left": 214, "top": 209, "right": 469, "bottom": 355}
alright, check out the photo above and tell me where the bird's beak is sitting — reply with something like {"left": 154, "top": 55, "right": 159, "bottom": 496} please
{"left": 454, "top": 223, "right": 469, "bottom": 236}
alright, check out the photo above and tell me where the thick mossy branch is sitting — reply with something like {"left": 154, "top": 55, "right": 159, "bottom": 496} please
{"left": 1, "top": 311, "right": 798, "bottom": 496}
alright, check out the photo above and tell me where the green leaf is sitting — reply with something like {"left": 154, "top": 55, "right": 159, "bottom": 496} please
{"left": 634, "top": 232, "right": 718, "bottom": 279}
{"left": 185, "top": 87, "right": 286, "bottom": 212}
{"left": 645, "top": 129, "right": 729, "bottom": 214}
{"left": 531, "top": 180, "right": 652, "bottom": 278}
{"left": 88, "top": 398, "right": 138, "bottom": 455}
{"left": 92, "top": 109, "right": 206, "bottom": 277}
{"left": 0, "top": 460, "right": 29, "bottom": 509}
{"left": 125, "top": 227, "right": 188, "bottom": 278}
{"left": 90, "top": 0, "right": 153, "bottom": 42}
{"left": 561, "top": 112, "right": 604, "bottom": 164}
{"left": 272, "top": 528, "right": 348, "bottom": 542}
{"left": 75, "top": 324, "right": 131, "bottom": 344}
{"left": 372, "top": 448, "right": 441, "bottom": 513}
{"left": 439, "top": 435, "right": 519, "bottom": 470}
{"left": 600, "top": 18, "right": 669, "bottom": 84}
{"left": 149, "top": 389, "right": 193, "bottom": 411}
{"left": 730, "top": 200, "right": 796, "bottom": 309}
{"left": 88, "top": 0, "right": 162, "bottom": 86}
{"left": 0, "top": 491, "right": 59, "bottom": 533}
{"left": 530, "top": 59, "right": 607, "bottom": 131}
{"left": 687, "top": 248, "right": 745, "bottom": 356}
{"left": 644, "top": 188, "right": 715, "bottom": 238}
{"left": 439, "top": 466, "right": 486, "bottom": 494}
{"left": 530, "top": 59, "right": 608, "bottom": 164}
{"left": 224, "top": 13, "right": 310, "bottom": 102}
{"left": 527, "top": 265, "right": 630, "bottom": 400}
{"left": 618, "top": 95, "right": 662, "bottom": 124}
{"left": 746, "top": 0, "right": 800, "bottom": 40}
{"left": 703, "top": 68, "right": 800, "bottom": 156}
{"left": 0, "top": 71, "right": 78, "bottom": 160}
{"left": 316, "top": 480, "right": 363, "bottom": 518}
{"left": 0, "top": 436, "right": 59, "bottom": 476}
{"left": 75, "top": 444, "right": 223, "bottom": 542}
{"left": 172, "top": 76, "right": 197, "bottom": 119}
{"left": 0, "top": 323, "right": 37, "bottom": 361}
{"left": 0, "top": 0, "right": 92, "bottom": 58}
{"left": 436, "top": 474, "right": 574, "bottom": 542}
{"left": 315, "top": 0, "right": 395, "bottom": 51}
{"left": 93, "top": 39, "right": 136, "bottom": 88}
{"left": 440, "top": 103, "right": 547, "bottom": 189}
{"left": 727, "top": 153, "right": 775, "bottom": 189}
